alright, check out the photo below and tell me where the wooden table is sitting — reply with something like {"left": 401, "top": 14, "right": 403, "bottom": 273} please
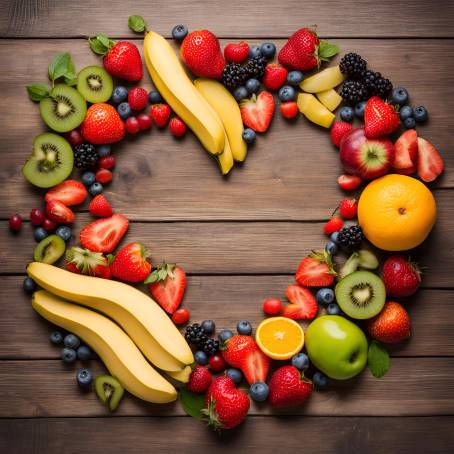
{"left": 1, "top": 1, "right": 454, "bottom": 452}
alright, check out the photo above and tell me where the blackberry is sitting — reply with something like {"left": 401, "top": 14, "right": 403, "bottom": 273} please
{"left": 337, "top": 225, "right": 363, "bottom": 250}
{"left": 245, "top": 56, "right": 267, "bottom": 79}
{"left": 362, "top": 70, "right": 393, "bottom": 99}
{"left": 200, "top": 337, "right": 220, "bottom": 356}
{"left": 184, "top": 323, "right": 206, "bottom": 345}
{"left": 340, "top": 80, "right": 369, "bottom": 105}
{"left": 221, "top": 63, "right": 249, "bottom": 90}
{"left": 339, "top": 53, "right": 367, "bottom": 79}
{"left": 74, "top": 143, "right": 98, "bottom": 169}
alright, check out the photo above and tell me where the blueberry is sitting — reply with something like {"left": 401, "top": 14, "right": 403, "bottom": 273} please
{"left": 64, "top": 334, "right": 80, "bottom": 349}
{"left": 61, "top": 348, "right": 77, "bottom": 364}
{"left": 313, "top": 371, "right": 329, "bottom": 389}
{"left": 287, "top": 70, "right": 304, "bottom": 86}
{"left": 77, "top": 345, "right": 92, "bottom": 361}
{"left": 399, "top": 105, "right": 413, "bottom": 121}
{"left": 316, "top": 288, "right": 334, "bottom": 305}
{"left": 97, "top": 145, "right": 111, "bottom": 157}
{"left": 236, "top": 320, "right": 252, "bottom": 335}
{"left": 34, "top": 227, "right": 48, "bottom": 242}
{"left": 291, "top": 352, "right": 310, "bottom": 371}
{"left": 226, "top": 368, "right": 243, "bottom": 384}
{"left": 250, "top": 381, "right": 269, "bottom": 402}
{"left": 278, "top": 85, "right": 296, "bottom": 102}
{"left": 340, "top": 106, "right": 354, "bottom": 123}
{"left": 260, "top": 43, "right": 276, "bottom": 59}
{"left": 201, "top": 320, "right": 216, "bottom": 335}
{"left": 325, "top": 241, "right": 338, "bottom": 255}
{"left": 194, "top": 350, "right": 208, "bottom": 365}
{"left": 148, "top": 90, "right": 163, "bottom": 104}
{"left": 50, "top": 331, "right": 64, "bottom": 345}
{"left": 218, "top": 329, "right": 234, "bottom": 343}
{"left": 81, "top": 171, "right": 96, "bottom": 187}
{"left": 111, "top": 86, "right": 128, "bottom": 104}
{"left": 117, "top": 102, "right": 132, "bottom": 120}
{"left": 249, "top": 46, "right": 262, "bottom": 58}
{"left": 242, "top": 128, "right": 256, "bottom": 145}
{"left": 404, "top": 117, "right": 416, "bottom": 129}
{"left": 55, "top": 226, "right": 72, "bottom": 242}
{"left": 171, "top": 24, "right": 188, "bottom": 42}
{"left": 354, "top": 101, "right": 367, "bottom": 118}
{"left": 76, "top": 368, "right": 93, "bottom": 389}
{"left": 88, "top": 182, "right": 103, "bottom": 196}
{"left": 391, "top": 87, "right": 409, "bottom": 105}
{"left": 23, "top": 277, "right": 37, "bottom": 294}
{"left": 245, "top": 78, "right": 260, "bottom": 94}
{"left": 327, "top": 303, "right": 341, "bottom": 315}
{"left": 330, "top": 232, "right": 340, "bottom": 244}
{"left": 414, "top": 106, "right": 428, "bottom": 123}
{"left": 233, "top": 86, "right": 248, "bottom": 101}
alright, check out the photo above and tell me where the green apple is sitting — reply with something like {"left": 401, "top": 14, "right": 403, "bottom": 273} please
{"left": 305, "top": 315, "right": 368, "bottom": 380}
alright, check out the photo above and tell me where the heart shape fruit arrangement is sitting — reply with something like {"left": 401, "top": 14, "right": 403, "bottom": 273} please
{"left": 10, "top": 15, "right": 444, "bottom": 430}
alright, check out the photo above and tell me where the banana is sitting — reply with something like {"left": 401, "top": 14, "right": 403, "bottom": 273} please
{"left": 194, "top": 78, "right": 247, "bottom": 162}
{"left": 143, "top": 31, "right": 224, "bottom": 156}
{"left": 216, "top": 130, "right": 234, "bottom": 175}
{"left": 27, "top": 263, "right": 193, "bottom": 371}
{"left": 166, "top": 365, "right": 192, "bottom": 383}
{"left": 32, "top": 291, "right": 177, "bottom": 403}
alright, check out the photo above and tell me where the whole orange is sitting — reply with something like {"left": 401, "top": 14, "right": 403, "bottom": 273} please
{"left": 358, "top": 174, "right": 436, "bottom": 251}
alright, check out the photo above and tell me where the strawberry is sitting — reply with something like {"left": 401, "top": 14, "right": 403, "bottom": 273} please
{"left": 268, "top": 365, "right": 313, "bottom": 408}
{"left": 79, "top": 214, "right": 129, "bottom": 253}
{"left": 295, "top": 251, "right": 336, "bottom": 287}
{"left": 45, "top": 200, "right": 75, "bottom": 224}
{"left": 323, "top": 217, "right": 343, "bottom": 235}
{"left": 127, "top": 87, "right": 148, "bottom": 111}
{"left": 382, "top": 255, "right": 421, "bottom": 297}
{"left": 145, "top": 263, "right": 186, "bottom": 314}
{"left": 224, "top": 41, "right": 249, "bottom": 64}
{"left": 283, "top": 285, "right": 318, "bottom": 320}
{"left": 95, "top": 169, "right": 113, "bottom": 184}
{"left": 111, "top": 242, "right": 151, "bottom": 283}
{"left": 169, "top": 117, "right": 187, "bottom": 138}
{"left": 221, "top": 335, "right": 270, "bottom": 385}
{"left": 365, "top": 301, "right": 411, "bottom": 344}
{"left": 417, "top": 137, "right": 444, "bottom": 183}
{"left": 240, "top": 92, "right": 275, "bottom": 133}
{"left": 339, "top": 198, "right": 357, "bottom": 219}
{"left": 45, "top": 180, "right": 87, "bottom": 206}
{"left": 278, "top": 28, "right": 339, "bottom": 71}
{"left": 187, "top": 365, "right": 212, "bottom": 394}
{"left": 364, "top": 96, "right": 399, "bottom": 139}
{"left": 81, "top": 103, "right": 125, "bottom": 144}
{"left": 202, "top": 376, "right": 250, "bottom": 430}
{"left": 280, "top": 101, "right": 299, "bottom": 119}
{"left": 393, "top": 129, "right": 418, "bottom": 174}
{"left": 89, "top": 194, "right": 113, "bottom": 218}
{"left": 89, "top": 35, "right": 143, "bottom": 81}
{"left": 263, "top": 64, "right": 288, "bottom": 91}
{"left": 150, "top": 104, "right": 171, "bottom": 128}
{"left": 337, "top": 174, "right": 362, "bottom": 191}
{"left": 65, "top": 246, "right": 111, "bottom": 279}
{"left": 180, "top": 30, "right": 225, "bottom": 79}
{"left": 330, "top": 121, "right": 353, "bottom": 148}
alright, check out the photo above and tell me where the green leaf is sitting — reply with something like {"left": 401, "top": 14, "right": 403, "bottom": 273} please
{"left": 179, "top": 388, "right": 205, "bottom": 419}
{"left": 88, "top": 36, "right": 112, "bottom": 56}
{"left": 144, "top": 271, "right": 159, "bottom": 284}
{"left": 128, "top": 15, "right": 147, "bottom": 33}
{"left": 64, "top": 74, "right": 78, "bottom": 86}
{"left": 26, "top": 83, "right": 50, "bottom": 102}
{"left": 48, "top": 52, "right": 72, "bottom": 82}
{"left": 368, "top": 341, "right": 390, "bottom": 378}
{"left": 318, "top": 40, "right": 340, "bottom": 61}
{"left": 97, "top": 34, "right": 115, "bottom": 49}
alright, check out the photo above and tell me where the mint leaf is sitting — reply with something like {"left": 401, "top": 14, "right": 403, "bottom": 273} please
{"left": 128, "top": 15, "right": 147, "bottom": 33}
{"left": 89, "top": 37, "right": 107, "bottom": 55}
{"left": 48, "top": 52, "right": 71, "bottom": 82}
{"left": 318, "top": 40, "right": 340, "bottom": 61}
{"left": 368, "top": 341, "right": 390, "bottom": 378}
{"left": 26, "top": 83, "right": 50, "bottom": 102}
{"left": 179, "top": 388, "right": 204, "bottom": 419}
{"left": 97, "top": 34, "right": 115, "bottom": 49}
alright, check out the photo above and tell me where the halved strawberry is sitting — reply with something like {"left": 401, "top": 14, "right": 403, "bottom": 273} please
{"left": 283, "top": 285, "right": 318, "bottom": 320}
{"left": 65, "top": 246, "right": 111, "bottom": 279}
{"left": 45, "top": 180, "right": 87, "bottom": 206}
{"left": 295, "top": 251, "right": 336, "bottom": 287}
{"left": 89, "top": 194, "right": 113, "bottom": 217}
{"left": 337, "top": 174, "right": 362, "bottom": 191}
{"left": 393, "top": 129, "right": 418, "bottom": 173}
{"left": 46, "top": 200, "right": 75, "bottom": 224}
{"left": 79, "top": 214, "right": 128, "bottom": 253}
{"left": 240, "top": 91, "right": 275, "bottom": 133}
{"left": 417, "top": 137, "right": 444, "bottom": 183}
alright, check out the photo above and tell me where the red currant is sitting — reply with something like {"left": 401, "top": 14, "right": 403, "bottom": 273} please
{"left": 64, "top": 129, "right": 84, "bottom": 147}
{"left": 125, "top": 116, "right": 140, "bottom": 135}
{"left": 208, "top": 354, "right": 226, "bottom": 372}
{"left": 171, "top": 308, "right": 190, "bottom": 325}
{"left": 98, "top": 155, "right": 116, "bottom": 170}
{"left": 96, "top": 169, "right": 113, "bottom": 184}
{"left": 263, "top": 298, "right": 283, "bottom": 316}
{"left": 30, "top": 208, "right": 45, "bottom": 226}
{"left": 137, "top": 113, "right": 153, "bottom": 130}
{"left": 42, "top": 218, "right": 56, "bottom": 232}
{"left": 9, "top": 214, "right": 22, "bottom": 232}
{"left": 323, "top": 217, "right": 343, "bottom": 235}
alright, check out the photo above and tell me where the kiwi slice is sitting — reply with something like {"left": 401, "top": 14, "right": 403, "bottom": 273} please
{"left": 39, "top": 84, "right": 87, "bottom": 133}
{"left": 22, "top": 133, "right": 74, "bottom": 188}
{"left": 33, "top": 234, "right": 66, "bottom": 264}
{"left": 77, "top": 66, "right": 113, "bottom": 103}
{"left": 95, "top": 375, "right": 124, "bottom": 412}
{"left": 335, "top": 271, "right": 386, "bottom": 320}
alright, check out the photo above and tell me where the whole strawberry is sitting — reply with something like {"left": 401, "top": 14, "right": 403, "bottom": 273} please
{"left": 181, "top": 30, "right": 225, "bottom": 79}
{"left": 382, "top": 255, "right": 421, "bottom": 297}
{"left": 366, "top": 301, "right": 411, "bottom": 343}
{"left": 268, "top": 365, "right": 313, "bottom": 408}
{"left": 330, "top": 121, "right": 353, "bottom": 148}
{"left": 111, "top": 242, "right": 151, "bottom": 283}
{"left": 187, "top": 365, "right": 212, "bottom": 394}
{"left": 81, "top": 103, "right": 125, "bottom": 144}
{"left": 128, "top": 87, "right": 148, "bottom": 111}
{"left": 224, "top": 41, "right": 249, "bottom": 64}
{"left": 263, "top": 64, "right": 288, "bottom": 91}
{"left": 339, "top": 198, "right": 357, "bottom": 219}
{"left": 364, "top": 96, "right": 399, "bottom": 139}
{"left": 65, "top": 246, "right": 111, "bottom": 279}
{"left": 169, "top": 117, "right": 187, "bottom": 138}
{"left": 89, "top": 194, "right": 113, "bottom": 218}
{"left": 150, "top": 104, "right": 171, "bottom": 128}
{"left": 202, "top": 376, "right": 250, "bottom": 430}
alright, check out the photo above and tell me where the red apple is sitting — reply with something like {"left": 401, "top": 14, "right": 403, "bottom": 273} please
{"left": 340, "top": 128, "right": 395, "bottom": 180}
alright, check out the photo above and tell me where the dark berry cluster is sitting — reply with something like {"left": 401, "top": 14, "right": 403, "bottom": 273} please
{"left": 362, "top": 70, "right": 393, "bottom": 99}
{"left": 339, "top": 53, "right": 367, "bottom": 79}
{"left": 340, "top": 80, "right": 369, "bottom": 105}
{"left": 246, "top": 56, "right": 267, "bottom": 79}
{"left": 221, "top": 56, "right": 267, "bottom": 90}
{"left": 337, "top": 225, "right": 364, "bottom": 250}
{"left": 184, "top": 323, "right": 219, "bottom": 356}
{"left": 74, "top": 143, "right": 98, "bottom": 169}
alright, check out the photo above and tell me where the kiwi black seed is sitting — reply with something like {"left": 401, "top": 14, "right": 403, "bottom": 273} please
{"left": 77, "top": 66, "right": 113, "bottom": 103}
{"left": 39, "top": 84, "right": 87, "bottom": 133}
{"left": 335, "top": 271, "right": 386, "bottom": 320}
{"left": 33, "top": 234, "right": 66, "bottom": 264}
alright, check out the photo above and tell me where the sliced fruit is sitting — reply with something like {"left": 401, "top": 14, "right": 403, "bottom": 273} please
{"left": 300, "top": 65, "right": 345, "bottom": 93}
{"left": 358, "top": 250, "right": 379, "bottom": 269}
{"left": 65, "top": 246, "right": 111, "bottom": 279}
{"left": 295, "top": 251, "right": 336, "bottom": 287}
{"left": 316, "top": 88, "right": 342, "bottom": 111}
{"left": 417, "top": 137, "right": 444, "bottom": 183}
{"left": 77, "top": 66, "right": 113, "bottom": 103}
{"left": 283, "top": 285, "right": 318, "bottom": 320}
{"left": 33, "top": 234, "right": 66, "bottom": 264}
{"left": 240, "top": 92, "right": 275, "bottom": 133}
{"left": 95, "top": 375, "right": 124, "bottom": 411}
{"left": 393, "top": 129, "right": 418, "bottom": 172}
{"left": 46, "top": 200, "right": 75, "bottom": 224}
{"left": 45, "top": 180, "right": 87, "bottom": 206}
{"left": 297, "top": 93, "right": 335, "bottom": 128}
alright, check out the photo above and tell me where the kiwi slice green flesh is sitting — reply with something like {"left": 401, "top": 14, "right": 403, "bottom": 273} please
{"left": 77, "top": 66, "right": 113, "bottom": 103}
{"left": 39, "top": 84, "right": 87, "bottom": 133}
{"left": 95, "top": 375, "right": 124, "bottom": 412}
{"left": 22, "top": 133, "right": 74, "bottom": 188}
{"left": 335, "top": 271, "right": 386, "bottom": 320}
{"left": 33, "top": 234, "right": 66, "bottom": 264}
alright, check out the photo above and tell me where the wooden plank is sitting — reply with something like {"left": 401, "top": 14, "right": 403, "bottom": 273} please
{"left": 1, "top": 416, "right": 453, "bottom": 454}
{"left": 0, "top": 358, "right": 452, "bottom": 417}
{"left": 0, "top": 39, "right": 454, "bottom": 219}
{"left": 1, "top": 0, "right": 454, "bottom": 38}
{"left": 1, "top": 275, "right": 453, "bottom": 358}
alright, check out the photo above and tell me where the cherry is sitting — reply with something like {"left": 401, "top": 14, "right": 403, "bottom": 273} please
{"left": 208, "top": 354, "right": 227, "bottom": 373}
{"left": 263, "top": 298, "right": 283, "bottom": 316}
{"left": 42, "top": 218, "right": 56, "bottom": 232}
{"left": 30, "top": 208, "right": 45, "bottom": 226}
{"left": 171, "top": 308, "right": 190, "bottom": 326}
{"left": 9, "top": 214, "right": 22, "bottom": 232}
{"left": 98, "top": 156, "right": 116, "bottom": 170}
{"left": 125, "top": 116, "right": 140, "bottom": 135}
{"left": 64, "top": 128, "right": 84, "bottom": 147}
{"left": 137, "top": 113, "right": 153, "bottom": 130}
